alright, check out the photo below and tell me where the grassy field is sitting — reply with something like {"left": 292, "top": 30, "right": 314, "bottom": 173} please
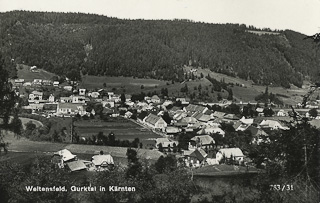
{"left": 16, "top": 64, "right": 56, "bottom": 82}
{"left": 74, "top": 119, "right": 161, "bottom": 141}
{"left": 80, "top": 75, "right": 169, "bottom": 92}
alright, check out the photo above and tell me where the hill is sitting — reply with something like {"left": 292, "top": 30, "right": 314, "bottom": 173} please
{"left": 0, "top": 11, "right": 319, "bottom": 88}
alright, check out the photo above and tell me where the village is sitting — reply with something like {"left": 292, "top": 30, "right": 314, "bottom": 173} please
{"left": 9, "top": 65, "right": 320, "bottom": 173}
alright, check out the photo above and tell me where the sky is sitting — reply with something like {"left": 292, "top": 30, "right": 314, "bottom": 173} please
{"left": 0, "top": 0, "right": 319, "bottom": 35}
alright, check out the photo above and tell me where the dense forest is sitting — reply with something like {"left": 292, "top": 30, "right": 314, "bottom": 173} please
{"left": 0, "top": 11, "right": 319, "bottom": 87}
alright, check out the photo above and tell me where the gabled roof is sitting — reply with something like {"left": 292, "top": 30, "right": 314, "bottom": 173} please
{"left": 198, "top": 114, "right": 211, "bottom": 122}
{"left": 218, "top": 148, "right": 244, "bottom": 158}
{"left": 240, "top": 116, "right": 254, "bottom": 125}
{"left": 212, "top": 111, "right": 225, "bottom": 118}
{"left": 67, "top": 160, "right": 87, "bottom": 171}
{"left": 191, "top": 135, "right": 215, "bottom": 145}
{"left": 144, "top": 113, "right": 165, "bottom": 125}
{"left": 58, "top": 103, "right": 83, "bottom": 111}
{"left": 189, "top": 149, "right": 206, "bottom": 162}
{"left": 246, "top": 126, "right": 268, "bottom": 136}
{"left": 151, "top": 95, "right": 160, "bottom": 100}
{"left": 166, "top": 126, "right": 180, "bottom": 134}
{"left": 54, "top": 149, "right": 76, "bottom": 162}
{"left": 92, "top": 154, "right": 114, "bottom": 166}
{"left": 224, "top": 114, "right": 239, "bottom": 120}
{"left": 185, "top": 104, "right": 207, "bottom": 113}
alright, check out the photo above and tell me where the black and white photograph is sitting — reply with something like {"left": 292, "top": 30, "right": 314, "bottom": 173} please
{"left": 0, "top": 0, "right": 319, "bottom": 202}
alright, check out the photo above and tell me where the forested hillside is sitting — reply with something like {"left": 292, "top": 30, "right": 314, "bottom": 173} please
{"left": 0, "top": 11, "right": 319, "bottom": 87}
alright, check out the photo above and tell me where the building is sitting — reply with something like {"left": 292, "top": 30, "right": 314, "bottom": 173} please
{"left": 91, "top": 154, "right": 114, "bottom": 171}
{"left": 259, "top": 120, "right": 289, "bottom": 130}
{"left": 189, "top": 135, "right": 215, "bottom": 150}
{"left": 28, "top": 90, "right": 43, "bottom": 103}
{"left": 56, "top": 103, "right": 86, "bottom": 116}
{"left": 184, "top": 104, "right": 208, "bottom": 114}
{"left": 79, "top": 89, "right": 86, "bottom": 96}
{"left": 53, "top": 81, "right": 60, "bottom": 87}
{"left": 216, "top": 148, "right": 244, "bottom": 164}
{"left": 143, "top": 113, "right": 167, "bottom": 130}
{"left": 151, "top": 95, "right": 161, "bottom": 103}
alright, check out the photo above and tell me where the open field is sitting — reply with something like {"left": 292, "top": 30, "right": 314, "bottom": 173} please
{"left": 1, "top": 130, "right": 163, "bottom": 163}
{"left": 80, "top": 75, "right": 169, "bottom": 92}
{"left": 74, "top": 119, "right": 161, "bottom": 141}
{"left": 16, "top": 64, "right": 56, "bottom": 82}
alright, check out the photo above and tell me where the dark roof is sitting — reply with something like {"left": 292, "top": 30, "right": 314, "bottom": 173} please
{"left": 189, "top": 150, "right": 205, "bottom": 162}
{"left": 66, "top": 160, "right": 87, "bottom": 171}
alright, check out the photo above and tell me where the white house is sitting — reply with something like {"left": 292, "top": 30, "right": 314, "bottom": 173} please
{"left": 143, "top": 113, "right": 167, "bottom": 130}
{"left": 151, "top": 95, "right": 161, "bottom": 103}
{"left": 28, "top": 91, "right": 43, "bottom": 103}
{"left": 48, "top": 94, "right": 55, "bottom": 103}
{"left": 216, "top": 148, "right": 244, "bottom": 164}
{"left": 189, "top": 135, "right": 215, "bottom": 150}
{"left": 56, "top": 103, "right": 86, "bottom": 116}
{"left": 259, "top": 120, "right": 289, "bottom": 130}
{"left": 53, "top": 81, "right": 60, "bottom": 87}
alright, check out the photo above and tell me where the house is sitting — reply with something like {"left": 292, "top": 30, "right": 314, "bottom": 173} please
{"left": 125, "top": 94, "right": 132, "bottom": 102}
{"left": 28, "top": 91, "right": 43, "bottom": 103}
{"left": 42, "top": 80, "right": 52, "bottom": 86}
{"left": 33, "top": 79, "right": 42, "bottom": 85}
{"left": 206, "top": 151, "right": 218, "bottom": 165}
{"left": 72, "top": 96, "right": 86, "bottom": 104}
{"left": 176, "top": 97, "right": 190, "bottom": 105}
{"left": 66, "top": 160, "right": 87, "bottom": 172}
{"left": 60, "top": 96, "right": 72, "bottom": 103}
{"left": 53, "top": 81, "right": 60, "bottom": 87}
{"left": 184, "top": 104, "right": 208, "bottom": 114}
{"left": 259, "top": 119, "right": 289, "bottom": 130}
{"left": 223, "top": 114, "right": 239, "bottom": 121}
{"left": 143, "top": 113, "right": 167, "bottom": 130}
{"left": 30, "top": 66, "right": 39, "bottom": 72}
{"left": 141, "top": 138, "right": 178, "bottom": 150}
{"left": 79, "top": 89, "right": 86, "bottom": 96}
{"left": 91, "top": 154, "right": 114, "bottom": 171}
{"left": 14, "top": 79, "right": 24, "bottom": 85}
{"left": 189, "top": 135, "right": 215, "bottom": 150}
{"left": 233, "top": 121, "right": 250, "bottom": 132}
{"left": 185, "top": 149, "right": 207, "bottom": 167}
{"left": 277, "top": 109, "right": 287, "bottom": 117}
{"left": 246, "top": 126, "right": 269, "bottom": 144}
{"left": 256, "top": 108, "right": 264, "bottom": 116}
{"left": 23, "top": 82, "right": 32, "bottom": 87}
{"left": 56, "top": 103, "right": 86, "bottom": 116}
{"left": 165, "top": 126, "right": 180, "bottom": 136}
{"left": 216, "top": 148, "right": 244, "bottom": 164}
{"left": 212, "top": 111, "right": 225, "bottom": 119}
{"left": 239, "top": 116, "right": 254, "bottom": 125}
{"left": 53, "top": 149, "right": 77, "bottom": 164}
{"left": 48, "top": 94, "right": 55, "bottom": 103}
{"left": 63, "top": 86, "right": 73, "bottom": 91}
{"left": 197, "top": 127, "right": 225, "bottom": 136}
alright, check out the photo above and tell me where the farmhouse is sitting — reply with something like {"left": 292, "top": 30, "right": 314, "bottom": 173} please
{"left": 56, "top": 103, "right": 86, "bottom": 116}
{"left": 184, "top": 149, "right": 207, "bottom": 168}
{"left": 142, "top": 138, "right": 178, "bottom": 150}
{"left": 91, "top": 154, "right": 114, "bottom": 171}
{"left": 66, "top": 160, "right": 87, "bottom": 172}
{"left": 143, "top": 113, "right": 167, "bottom": 130}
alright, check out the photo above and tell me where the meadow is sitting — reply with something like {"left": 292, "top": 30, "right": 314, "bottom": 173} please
{"left": 74, "top": 119, "right": 161, "bottom": 141}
